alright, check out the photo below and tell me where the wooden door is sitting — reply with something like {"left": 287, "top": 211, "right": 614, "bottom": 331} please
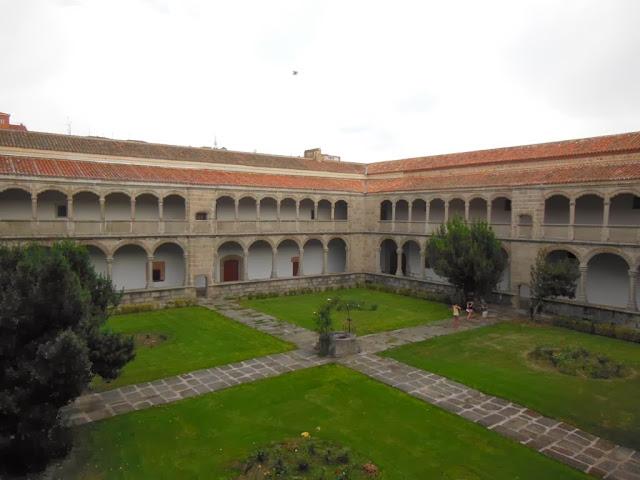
{"left": 223, "top": 259, "right": 239, "bottom": 282}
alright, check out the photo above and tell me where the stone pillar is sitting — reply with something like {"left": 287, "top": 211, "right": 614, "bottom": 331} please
{"left": 256, "top": 200, "right": 261, "bottom": 220}
{"left": 295, "top": 201, "right": 300, "bottom": 220}
{"left": 602, "top": 199, "right": 610, "bottom": 242}
{"left": 487, "top": 201, "right": 493, "bottom": 225}
{"left": 576, "top": 264, "right": 588, "bottom": 302}
{"left": 395, "top": 247, "right": 403, "bottom": 276}
{"left": 312, "top": 202, "right": 317, "bottom": 221}
{"left": 345, "top": 246, "right": 350, "bottom": 273}
{"left": 375, "top": 246, "right": 381, "bottom": 273}
{"left": 212, "top": 201, "right": 217, "bottom": 221}
{"left": 31, "top": 195, "right": 37, "bottom": 220}
{"left": 628, "top": 269, "right": 638, "bottom": 311}
{"left": 106, "top": 256, "right": 113, "bottom": 280}
{"left": 322, "top": 247, "right": 328, "bottom": 274}
{"left": 158, "top": 198, "right": 165, "bottom": 234}
{"left": 271, "top": 247, "right": 278, "bottom": 278}
{"left": 419, "top": 247, "right": 426, "bottom": 279}
{"left": 130, "top": 196, "right": 136, "bottom": 220}
{"left": 276, "top": 201, "right": 281, "bottom": 221}
{"left": 99, "top": 196, "right": 106, "bottom": 222}
{"left": 67, "top": 196, "right": 74, "bottom": 220}
{"left": 444, "top": 201, "right": 450, "bottom": 222}
{"left": 331, "top": 203, "right": 335, "bottom": 221}
{"left": 146, "top": 255, "right": 154, "bottom": 289}
{"left": 569, "top": 199, "right": 576, "bottom": 240}
{"left": 183, "top": 253, "right": 190, "bottom": 286}
{"left": 408, "top": 202, "right": 413, "bottom": 223}
{"left": 298, "top": 250, "right": 304, "bottom": 276}
{"left": 243, "top": 248, "right": 249, "bottom": 281}
{"left": 391, "top": 201, "right": 396, "bottom": 232}
{"left": 464, "top": 201, "right": 469, "bottom": 222}
{"left": 213, "top": 253, "right": 219, "bottom": 283}
{"left": 234, "top": 199, "right": 239, "bottom": 221}
{"left": 424, "top": 200, "right": 430, "bottom": 234}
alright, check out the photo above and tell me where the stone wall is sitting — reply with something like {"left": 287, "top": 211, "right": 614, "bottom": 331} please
{"left": 121, "top": 286, "right": 196, "bottom": 305}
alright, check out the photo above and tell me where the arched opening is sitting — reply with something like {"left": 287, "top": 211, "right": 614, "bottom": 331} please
{"left": 299, "top": 198, "right": 315, "bottom": 220}
{"left": 0, "top": 188, "right": 31, "bottom": 220}
{"left": 163, "top": 194, "right": 186, "bottom": 220}
{"left": 469, "top": 198, "right": 487, "bottom": 222}
{"left": 259, "top": 197, "right": 278, "bottom": 220}
{"left": 86, "top": 245, "right": 107, "bottom": 278}
{"left": 424, "top": 250, "right": 449, "bottom": 283}
{"left": 609, "top": 193, "right": 640, "bottom": 242}
{"left": 327, "top": 238, "right": 347, "bottom": 273}
{"left": 112, "top": 244, "right": 147, "bottom": 290}
{"left": 449, "top": 198, "right": 465, "bottom": 219}
{"left": 247, "top": 240, "right": 273, "bottom": 280}
{"left": 135, "top": 193, "right": 159, "bottom": 220}
{"left": 518, "top": 214, "right": 533, "bottom": 239}
{"left": 303, "top": 239, "right": 323, "bottom": 275}
{"left": 317, "top": 200, "right": 331, "bottom": 221}
{"left": 276, "top": 239, "right": 300, "bottom": 277}
{"left": 490, "top": 197, "right": 512, "bottom": 224}
{"left": 73, "top": 191, "right": 100, "bottom": 220}
{"left": 402, "top": 240, "right": 421, "bottom": 277}
{"left": 546, "top": 249, "right": 579, "bottom": 301}
{"left": 37, "top": 190, "right": 68, "bottom": 220}
{"left": 334, "top": 200, "right": 348, "bottom": 220}
{"left": 152, "top": 243, "right": 185, "bottom": 287}
{"left": 411, "top": 199, "right": 426, "bottom": 222}
{"left": 395, "top": 200, "right": 409, "bottom": 221}
{"left": 238, "top": 197, "right": 257, "bottom": 220}
{"left": 217, "top": 241, "right": 244, "bottom": 282}
{"left": 380, "top": 200, "right": 392, "bottom": 221}
{"left": 497, "top": 248, "right": 510, "bottom": 292}
{"left": 575, "top": 194, "right": 604, "bottom": 240}
{"left": 544, "top": 195, "right": 570, "bottom": 224}
{"left": 379, "top": 239, "right": 398, "bottom": 274}
{"left": 428, "top": 199, "right": 445, "bottom": 224}
{"left": 105, "top": 192, "right": 131, "bottom": 220}
{"left": 586, "top": 253, "right": 629, "bottom": 308}
{"left": 215, "top": 196, "right": 236, "bottom": 220}
{"left": 280, "top": 198, "right": 297, "bottom": 220}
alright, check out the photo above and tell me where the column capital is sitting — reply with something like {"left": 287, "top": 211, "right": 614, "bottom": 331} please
{"left": 579, "top": 264, "right": 588, "bottom": 273}
{"left": 106, "top": 256, "right": 114, "bottom": 263}
{"left": 147, "top": 254, "right": 154, "bottom": 261}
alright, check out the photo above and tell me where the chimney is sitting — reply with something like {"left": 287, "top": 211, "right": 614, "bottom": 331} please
{"left": 303, "top": 147, "right": 341, "bottom": 162}
{"left": 0, "top": 112, "right": 28, "bottom": 131}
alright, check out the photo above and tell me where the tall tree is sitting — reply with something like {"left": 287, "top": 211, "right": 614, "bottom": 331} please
{"left": 529, "top": 251, "right": 580, "bottom": 320}
{"left": 427, "top": 217, "right": 507, "bottom": 301}
{"left": 0, "top": 242, "right": 135, "bottom": 475}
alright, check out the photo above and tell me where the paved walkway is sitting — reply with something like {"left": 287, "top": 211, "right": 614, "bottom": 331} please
{"left": 62, "top": 301, "right": 640, "bottom": 479}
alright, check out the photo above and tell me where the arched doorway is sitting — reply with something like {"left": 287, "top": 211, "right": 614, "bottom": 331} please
{"left": 217, "top": 241, "right": 244, "bottom": 282}
{"left": 379, "top": 239, "right": 398, "bottom": 274}
{"left": 327, "top": 238, "right": 347, "bottom": 273}
{"left": 586, "top": 253, "right": 629, "bottom": 308}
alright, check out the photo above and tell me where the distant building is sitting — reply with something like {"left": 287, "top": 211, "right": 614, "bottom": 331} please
{"left": 0, "top": 110, "right": 639, "bottom": 322}
{"left": 0, "top": 112, "right": 27, "bottom": 131}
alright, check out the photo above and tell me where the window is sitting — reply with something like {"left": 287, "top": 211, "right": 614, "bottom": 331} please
{"left": 195, "top": 211, "right": 208, "bottom": 220}
{"left": 56, "top": 204, "right": 68, "bottom": 218}
{"left": 152, "top": 261, "right": 165, "bottom": 282}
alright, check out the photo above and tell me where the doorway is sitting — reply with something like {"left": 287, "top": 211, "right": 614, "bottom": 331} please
{"left": 223, "top": 258, "right": 239, "bottom": 282}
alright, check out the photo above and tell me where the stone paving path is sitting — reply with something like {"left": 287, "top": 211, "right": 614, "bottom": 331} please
{"left": 63, "top": 350, "right": 330, "bottom": 426}
{"left": 62, "top": 300, "right": 640, "bottom": 479}
{"left": 340, "top": 353, "right": 640, "bottom": 480}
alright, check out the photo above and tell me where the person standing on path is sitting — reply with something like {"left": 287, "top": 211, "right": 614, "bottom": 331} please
{"left": 466, "top": 301, "right": 474, "bottom": 321}
{"left": 452, "top": 304, "right": 461, "bottom": 329}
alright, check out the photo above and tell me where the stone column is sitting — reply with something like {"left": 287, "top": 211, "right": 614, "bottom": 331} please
{"left": 99, "top": 196, "right": 106, "bottom": 227}
{"left": 130, "top": 196, "right": 136, "bottom": 220}
{"left": 627, "top": 269, "right": 638, "bottom": 311}
{"left": 271, "top": 247, "right": 278, "bottom": 278}
{"left": 67, "top": 196, "right": 74, "bottom": 220}
{"left": 424, "top": 200, "right": 430, "bottom": 234}
{"left": 31, "top": 195, "right": 37, "bottom": 220}
{"left": 146, "top": 255, "right": 154, "bottom": 289}
{"left": 256, "top": 200, "right": 261, "bottom": 220}
{"left": 234, "top": 199, "right": 239, "bottom": 221}
{"left": 419, "top": 247, "right": 426, "bottom": 279}
{"left": 569, "top": 199, "right": 576, "bottom": 240}
{"left": 375, "top": 246, "right": 381, "bottom": 273}
{"left": 487, "top": 201, "right": 493, "bottom": 225}
{"left": 322, "top": 247, "right": 329, "bottom": 274}
{"left": 331, "top": 203, "right": 335, "bottom": 221}
{"left": 213, "top": 253, "right": 219, "bottom": 283}
{"left": 312, "top": 202, "right": 317, "bottom": 221}
{"left": 408, "top": 202, "right": 413, "bottom": 223}
{"left": 395, "top": 247, "right": 403, "bottom": 276}
{"left": 295, "top": 201, "right": 300, "bottom": 220}
{"left": 106, "top": 256, "right": 113, "bottom": 280}
{"left": 576, "top": 264, "right": 588, "bottom": 302}
{"left": 464, "top": 201, "right": 469, "bottom": 222}
{"left": 391, "top": 201, "right": 396, "bottom": 232}
{"left": 602, "top": 199, "right": 610, "bottom": 242}
{"left": 298, "top": 249, "right": 304, "bottom": 276}
{"left": 276, "top": 200, "right": 281, "bottom": 221}
{"left": 344, "top": 246, "right": 350, "bottom": 273}
{"left": 212, "top": 201, "right": 217, "bottom": 221}
{"left": 183, "top": 253, "right": 190, "bottom": 286}
{"left": 444, "top": 201, "right": 450, "bottom": 222}
{"left": 158, "top": 198, "right": 165, "bottom": 234}
{"left": 243, "top": 248, "right": 249, "bottom": 281}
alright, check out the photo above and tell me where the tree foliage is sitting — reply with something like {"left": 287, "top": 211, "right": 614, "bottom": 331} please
{"left": 0, "top": 242, "right": 135, "bottom": 475}
{"left": 529, "top": 251, "right": 580, "bottom": 320}
{"left": 427, "top": 217, "right": 507, "bottom": 300}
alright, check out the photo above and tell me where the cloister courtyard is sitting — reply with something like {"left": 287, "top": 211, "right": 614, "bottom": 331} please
{"left": 42, "top": 287, "right": 640, "bottom": 479}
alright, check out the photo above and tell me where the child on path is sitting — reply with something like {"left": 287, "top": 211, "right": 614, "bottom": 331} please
{"left": 452, "top": 304, "right": 461, "bottom": 329}
{"left": 466, "top": 301, "right": 474, "bottom": 321}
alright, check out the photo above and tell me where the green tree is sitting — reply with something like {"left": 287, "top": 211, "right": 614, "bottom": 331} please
{"left": 427, "top": 217, "right": 507, "bottom": 301}
{"left": 0, "top": 242, "right": 135, "bottom": 475}
{"left": 529, "top": 251, "right": 580, "bottom": 320}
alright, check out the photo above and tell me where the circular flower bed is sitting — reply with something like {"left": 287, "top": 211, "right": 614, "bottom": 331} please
{"left": 528, "top": 345, "right": 631, "bottom": 379}
{"left": 234, "top": 433, "right": 379, "bottom": 479}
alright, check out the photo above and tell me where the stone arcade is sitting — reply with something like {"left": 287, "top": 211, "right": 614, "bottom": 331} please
{"left": 0, "top": 128, "right": 639, "bottom": 321}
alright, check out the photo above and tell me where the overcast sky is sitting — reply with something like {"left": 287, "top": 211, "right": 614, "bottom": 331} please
{"left": 0, "top": 0, "right": 638, "bottom": 162}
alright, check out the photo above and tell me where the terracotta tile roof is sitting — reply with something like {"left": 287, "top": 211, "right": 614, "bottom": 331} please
{"left": 367, "top": 131, "right": 640, "bottom": 174}
{"left": 0, "top": 156, "right": 365, "bottom": 193}
{"left": 367, "top": 160, "right": 640, "bottom": 193}
{"left": 0, "top": 129, "right": 366, "bottom": 175}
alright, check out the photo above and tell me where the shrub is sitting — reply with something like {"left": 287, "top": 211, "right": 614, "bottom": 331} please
{"left": 615, "top": 325, "right": 640, "bottom": 343}
{"left": 529, "top": 345, "right": 629, "bottom": 379}
{"left": 116, "top": 302, "right": 158, "bottom": 315}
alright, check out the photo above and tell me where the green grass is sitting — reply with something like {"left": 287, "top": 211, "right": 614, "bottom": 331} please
{"left": 384, "top": 322, "right": 640, "bottom": 449}
{"left": 241, "top": 288, "right": 451, "bottom": 335}
{"left": 92, "top": 306, "right": 293, "bottom": 391}
{"left": 58, "top": 365, "right": 588, "bottom": 479}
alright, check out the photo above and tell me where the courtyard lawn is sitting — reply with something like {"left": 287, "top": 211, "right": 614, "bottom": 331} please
{"left": 383, "top": 322, "right": 640, "bottom": 450}
{"left": 58, "top": 365, "right": 588, "bottom": 479}
{"left": 241, "top": 287, "right": 451, "bottom": 335}
{"left": 92, "top": 306, "right": 293, "bottom": 391}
